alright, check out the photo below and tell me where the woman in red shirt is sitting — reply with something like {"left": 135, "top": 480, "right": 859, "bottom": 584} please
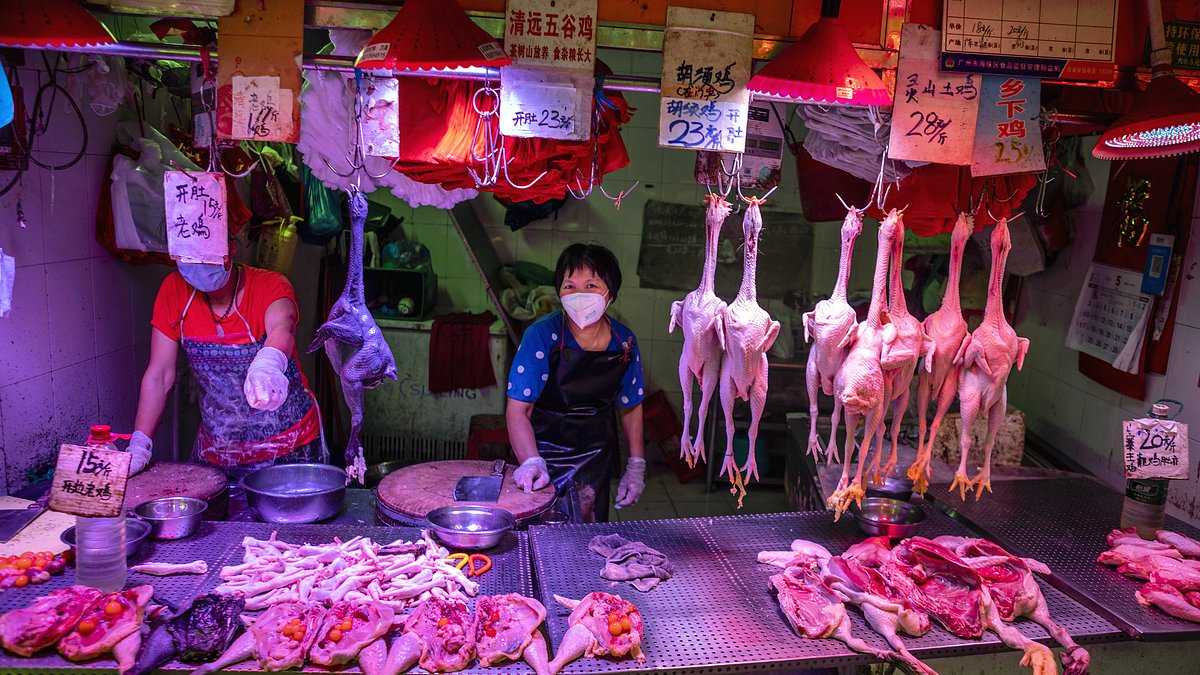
{"left": 129, "top": 260, "right": 324, "bottom": 480}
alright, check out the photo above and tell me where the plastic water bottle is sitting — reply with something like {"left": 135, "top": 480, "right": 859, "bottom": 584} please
{"left": 1119, "top": 403, "right": 1172, "bottom": 539}
{"left": 73, "top": 425, "right": 127, "bottom": 593}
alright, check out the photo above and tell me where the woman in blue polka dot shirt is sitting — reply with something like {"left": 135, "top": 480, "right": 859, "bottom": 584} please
{"left": 505, "top": 244, "right": 646, "bottom": 523}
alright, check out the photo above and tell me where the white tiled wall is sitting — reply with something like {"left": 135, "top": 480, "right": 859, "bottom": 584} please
{"left": 0, "top": 62, "right": 169, "bottom": 494}
{"left": 1006, "top": 148, "right": 1200, "bottom": 524}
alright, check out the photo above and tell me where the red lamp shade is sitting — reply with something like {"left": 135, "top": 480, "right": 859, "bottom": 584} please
{"left": 0, "top": 0, "right": 114, "bottom": 48}
{"left": 1092, "top": 75, "right": 1200, "bottom": 160}
{"left": 356, "top": 0, "right": 511, "bottom": 73}
{"left": 747, "top": 17, "right": 891, "bottom": 106}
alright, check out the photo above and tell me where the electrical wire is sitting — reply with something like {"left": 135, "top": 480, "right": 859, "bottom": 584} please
{"left": 0, "top": 53, "right": 90, "bottom": 198}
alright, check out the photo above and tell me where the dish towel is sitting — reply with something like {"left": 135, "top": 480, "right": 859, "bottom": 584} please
{"left": 428, "top": 311, "right": 497, "bottom": 394}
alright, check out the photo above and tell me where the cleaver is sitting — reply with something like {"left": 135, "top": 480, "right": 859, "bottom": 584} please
{"left": 0, "top": 504, "right": 43, "bottom": 543}
{"left": 454, "top": 459, "right": 506, "bottom": 502}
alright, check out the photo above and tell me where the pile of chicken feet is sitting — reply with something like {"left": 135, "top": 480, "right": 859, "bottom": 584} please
{"left": 761, "top": 535, "right": 1089, "bottom": 675}
{"left": 807, "top": 208, "right": 1029, "bottom": 518}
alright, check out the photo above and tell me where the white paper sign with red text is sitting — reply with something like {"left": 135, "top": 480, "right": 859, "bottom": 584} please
{"left": 504, "top": 0, "right": 597, "bottom": 71}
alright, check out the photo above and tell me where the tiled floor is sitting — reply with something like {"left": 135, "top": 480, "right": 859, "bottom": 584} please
{"left": 611, "top": 457, "right": 792, "bottom": 521}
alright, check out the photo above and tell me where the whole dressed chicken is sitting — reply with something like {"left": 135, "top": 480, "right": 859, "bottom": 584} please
{"left": 909, "top": 214, "right": 973, "bottom": 494}
{"left": 307, "top": 188, "right": 398, "bottom": 483}
{"left": 473, "top": 594, "right": 550, "bottom": 675}
{"left": 803, "top": 208, "right": 863, "bottom": 464}
{"left": 669, "top": 195, "right": 732, "bottom": 467}
{"left": 58, "top": 586, "right": 154, "bottom": 663}
{"left": 951, "top": 218, "right": 1029, "bottom": 500}
{"left": 309, "top": 601, "right": 395, "bottom": 666}
{"left": 0, "top": 585, "right": 103, "bottom": 657}
{"left": 548, "top": 592, "right": 644, "bottom": 674}
{"left": 828, "top": 210, "right": 901, "bottom": 519}
{"left": 718, "top": 199, "right": 781, "bottom": 502}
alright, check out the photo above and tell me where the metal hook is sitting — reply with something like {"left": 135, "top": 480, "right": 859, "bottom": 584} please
{"left": 835, "top": 193, "right": 866, "bottom": 214}
{"left": 1034, "top": 172, "right": 1055, "bottom": 218}
{"left": 323, "top": 72, "right": 399, "bottom": 181}
{"left": 597, "top": 180, "right": 639, "bottom": 209}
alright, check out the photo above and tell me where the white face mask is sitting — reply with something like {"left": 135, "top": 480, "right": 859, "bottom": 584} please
{"left": 561, "top": 292, "right": 608, "bottom": 329}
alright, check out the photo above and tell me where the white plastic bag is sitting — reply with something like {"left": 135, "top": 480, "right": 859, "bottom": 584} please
{"left": 110, "top": 118, "right": 202, "bottom": 253}
{"left": 0, "top": 248, "right": 14, "bottom": 318}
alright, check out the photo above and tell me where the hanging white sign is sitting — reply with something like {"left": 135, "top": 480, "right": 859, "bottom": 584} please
{"left": 971, "top": 75, "right": 1045, "bottom": 176}
{"left": 500, "top": 66, "right": 592, "bottom": 141}
{"left": 888, "top": 24, "right": 980, "bottom": 165}
{"left": 361, "top": 77, "right": 400, "bottom": 157}
{"left": 658, "top": 7, "right": 753, "bottom": 153}
{"left": 230, "top": 75, "right": 294, "bottom": 142}
{"left": 1123, "top": 417, "right": 1189, "bottom": 480}
{"left": 504, "top": 0, "right": 598, "bottom": 71}
{"left": 163, "top": 171, "right": 228, "bottom": 264}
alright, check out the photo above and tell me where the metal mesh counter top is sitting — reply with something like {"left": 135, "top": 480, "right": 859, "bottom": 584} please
{"left": 929, "top": 475, "right": 1200, "bottom": 640}
{"left": 530, "top": 506, "right": 1121, "bottom": 675}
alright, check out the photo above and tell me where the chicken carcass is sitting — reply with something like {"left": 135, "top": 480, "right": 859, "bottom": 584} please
{"left": 252, "top": 602, "right": 325, "bottom": 671}
{"left": 1098, "top": 544, "right": 1182, "bottom": 567}
{"left": 767, "top": 555, "right": 903, "bottom": 666}
{"left": 1158, "top": 530, "right": 1200, "bottom": 558}
{"left": 473, "top": 594, "right": 550, "bottom": 675}
{"left": 1118, "top": 555, "right": 1200, "bottom": 591}
{"left": 309, "top": 601, "right": 395, "bottom": 666}
{"left": 940, "top": 537, "right": 1090, "bottom": 675}
{"left": 0, "top": 585, "right": 103, "bottom": 657}
{"left": 803, "top": 207, "right": 863, "bottom": 463}
{"left": 1109, "top": 527, "right": 1174, "bottom": 550}
{"left": 1136, "top": 583, "right": 1200, "bottom": 623}
{"left": 58, "top": 586, "right": 154, "bottom": 662}
{"left": 718, "top": 200, "right": 781, "bottom": 501}
{"left": 669, "top": 195, "right": 732, "bottom": 468}
{"left": 307, "top": 189, "right": 398, "bottom": 483}
{"left": 403, "top": 596, "right": 476, "bottom": 673}
{"left": 828, "top": 210, "right": 901, "bottom": 519}
{"left": 910, "top": 213, "right": 973, "bottom": 494}
{"left": 882, "top": 538, "right": 1058, "bottom": 675}
{"left": 548, "top": 592, "right": 644, "bottom": 674}
{"left": 951, "top": 218, "right": 1030, "bottom": 500}
{"left": 823, "top": 555, "right": 937, "bottom": 674}
{"left": 873, "top": 211, "right": 934, "bottom": 482}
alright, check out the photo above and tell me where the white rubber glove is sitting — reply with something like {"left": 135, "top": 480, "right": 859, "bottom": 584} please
{"left": 614, "top": 457, "right": 647, "bottom": 509}
{"left": 243, "top": 346, "right": 290, "bottom": 411}
{"left": 513, "top": 457, "right": 551, "bottom": 493}
{"left": 127, "top": 431, "right": 153, "bottom": 475}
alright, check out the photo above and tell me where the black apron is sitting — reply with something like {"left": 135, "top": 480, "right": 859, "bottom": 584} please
{"left": 530, "top": 315, "right": 632, "bottom": 523}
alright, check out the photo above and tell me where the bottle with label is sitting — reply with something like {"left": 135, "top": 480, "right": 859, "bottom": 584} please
{"left": 1119, "top": 403, "right": 1172, "bottom": 539}
{"left": 73, "top": 425, "right": 127, "bottom": 593}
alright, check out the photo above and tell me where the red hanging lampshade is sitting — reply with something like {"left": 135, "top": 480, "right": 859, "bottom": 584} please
{"left": 1093, "top": 0, "right": 1200, "bottom": 160}
{"left": 0, "top": 0, "right": 115, "bottom": 48}
{"left": 356, "top": 0, "right": 511, "bottom": 73}
{"left": 747, "top": 0, "right": 890, "bottom": 106}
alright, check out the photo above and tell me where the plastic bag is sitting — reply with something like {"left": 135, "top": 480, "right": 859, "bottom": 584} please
{"left": 109, "top": 118, "right": 203, "bottom": 254}
{"left": 0, "top": 62, "right": 13, "bottom": 129}
{"left": 299, "top": 164, "right": 342, "bottom": 245}
{"left": 0, "top": 248, "right": 14, "bottom": 318}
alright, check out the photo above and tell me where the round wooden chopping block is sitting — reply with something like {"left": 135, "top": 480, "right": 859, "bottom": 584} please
{"left": 124, "top": 462, "right": 227, "bottom": 514}
{"left": 377, "top": 460, "right": 554, "bottom": 522}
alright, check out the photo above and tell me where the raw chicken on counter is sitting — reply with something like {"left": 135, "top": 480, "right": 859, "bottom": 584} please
{"left": 307, "top": 188, "right": 398, "bottom": 483}
{"left": 910, "top": 214, "right": 973, "bottom": 494}
{"left": 803, "top": 207, "right": 863, "bottom": 464}
{"left": 548, "top": 592, "right": 644, "bottom": 673}
{"left": 58, "top": 586, "right": 154, "bottom": 663}
{"left": 828, "top": 210, "right": 901, "bottom": 518}
{"left": 950, "top": 218, "right": 1029, "bottom": 500}
{"left": 400, "top": 596, "right": 476, "bottom": 673}
{"left": 0, "top": 585, "right": 103, "bottom": 657}
{"left": 718, "top": 199, "right": 781, "bottom": 504}
{"left": 310, "top": 601, "right": 395, "bottom": 666}
{"left": 670, "top": 194, "right": 733, "bottom": 468}
{"left": 1101, "top": 528, "right": 1200, "bottom": 623}
{"left": 473, "top": 594, "right": 551, "bottom": 675}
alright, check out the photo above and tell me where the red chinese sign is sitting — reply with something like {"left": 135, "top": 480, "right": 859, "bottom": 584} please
{"left": 971, "top": 75, "right": 1044, "bottom": 176}
{"left": 505, "top": 0, "right": 597, "bottom": 71}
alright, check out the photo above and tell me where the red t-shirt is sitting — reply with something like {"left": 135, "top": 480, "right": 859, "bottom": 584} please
{"left": 151, "top": 266, "right": 312, "bottom": 390}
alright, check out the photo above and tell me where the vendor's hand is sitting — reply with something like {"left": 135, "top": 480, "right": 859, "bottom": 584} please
{"left": 127, "top": 431, "right": 153, "bottom": 475}
{"left": 614, "top": 457, "right": 647, "bottom": 509}
{"left": 244, "top": 346, "right": 290, "bottom": 411}
{"left": 514, "top": 457, "right": 551, "bottom": 493}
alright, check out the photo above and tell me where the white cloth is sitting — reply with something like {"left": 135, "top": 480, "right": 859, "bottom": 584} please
{"left": 243, "top": 346, "right": 290, "bottom": 411}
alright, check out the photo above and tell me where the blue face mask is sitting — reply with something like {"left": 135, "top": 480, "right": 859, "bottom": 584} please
{"left": 179, "top": 262, "right": 231, "bottom": 293}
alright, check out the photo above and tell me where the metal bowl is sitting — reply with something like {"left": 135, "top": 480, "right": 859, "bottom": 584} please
{"left": 866, "top": 475, "right": 915, "bottom": 500}
{"left": 365, "top": 460, "right": 410, "bottom": 488}
{"left": 60, "top": 518, "right": 152, "bottom": 558}
{"left": 133, "top": 497, "right": 207, "bottom": 540}
{"left": 426, "top": 505, "right": 515, "bottom": 551}
{"left": 241, "top": 464, "right": 346, "bottom": 524}
{"left": 849, "top": 497, "right": 926, "bottom": 538}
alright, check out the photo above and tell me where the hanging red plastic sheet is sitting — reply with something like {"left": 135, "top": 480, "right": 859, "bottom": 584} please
{"left": 863, "top": 164, "right": 1038, "bottom": 236}
{"left": 391, "top": 63, "right": 633, "bottom": 203}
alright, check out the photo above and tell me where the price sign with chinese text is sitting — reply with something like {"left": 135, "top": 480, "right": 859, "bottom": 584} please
{"left": 505, "top": 0, "right": 597, "bottom": 71}
{"left": 163, "top": 171, "right": 228, "bottom": 264}
{"left": 658, "top": 7, "right": 753, "bottom": 153}
{"left": 971, "top": 75, "right": 1045, "bottom": 176}
{"left": 49, "top": 445, "right": 131, "bottom": 518}
{"left": 1166, "top": 22, "right": 1200, "bottom": 70}
{"left": 888, "top": 24, "right": 980, "bottom": 165}
{"left": 231, "top": 75, "right": 295, "bottom": 142}
{"left": 500, "top": 71, "right": 590, "bottom": 141}
{"left": 1123, "top": 418, "right": 1189, "bottom": 480}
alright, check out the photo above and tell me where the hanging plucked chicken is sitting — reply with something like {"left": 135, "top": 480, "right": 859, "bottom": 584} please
{"left": 307, "top": 190, "right": 398, "bottom": 484}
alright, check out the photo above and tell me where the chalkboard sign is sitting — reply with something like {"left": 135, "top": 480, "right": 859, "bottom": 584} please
{"left": 637, "top": 199, "right": 812, "bottom": 299}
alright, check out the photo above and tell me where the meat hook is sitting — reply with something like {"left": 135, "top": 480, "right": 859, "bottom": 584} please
{"left": 323, "top": 70, "right": 401, "bottom": 181}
